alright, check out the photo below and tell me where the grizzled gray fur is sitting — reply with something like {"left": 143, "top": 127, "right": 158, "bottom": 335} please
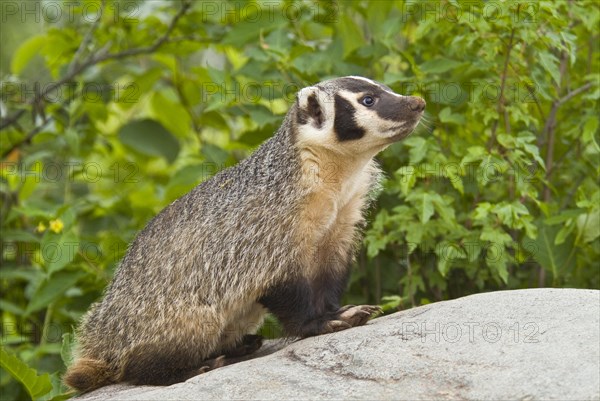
{"left": 64, "top": 76, "right": 425, "bottom": 392}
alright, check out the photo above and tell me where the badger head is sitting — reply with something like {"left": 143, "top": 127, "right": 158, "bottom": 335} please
{"left": 294, "top": 76, "right": 425, "bottom": 157}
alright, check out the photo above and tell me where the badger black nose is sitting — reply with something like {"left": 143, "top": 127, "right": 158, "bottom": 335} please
{"left": 407, "top": 96, "right": 426, "bottom": 112}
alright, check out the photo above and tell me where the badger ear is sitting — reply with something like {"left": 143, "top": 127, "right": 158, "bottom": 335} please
{"left": 296, "top": 86, "right": 324, "bottom": 129}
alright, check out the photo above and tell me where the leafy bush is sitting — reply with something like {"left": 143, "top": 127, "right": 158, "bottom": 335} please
{"left": 1, "top": 1, "right": 598, "bottom": 399}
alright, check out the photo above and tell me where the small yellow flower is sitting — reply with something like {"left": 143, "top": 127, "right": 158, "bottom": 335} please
{"left": 49, "top": 219, "right": 64, "bottom": 234}
{"left": 36, "top": 222, "right": 47, "bottom": 233}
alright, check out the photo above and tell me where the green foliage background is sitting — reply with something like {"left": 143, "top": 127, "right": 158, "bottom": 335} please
{"left": 1, "top": 0, "right": 599, "bottom": 399}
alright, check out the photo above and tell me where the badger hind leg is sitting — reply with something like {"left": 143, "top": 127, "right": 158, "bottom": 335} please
{"left": 197, "top": 355, "right": 226, "bottom": 373}
{"left": 119, "top": 343, "right": 215, "bottom": 386}
{"left": 222, "top": 334, "right": 263, "bottom": 358}
{"left": 217, "top": 302, "right": 267, "bottom": 359}
{"left": 63, "top": 358, "right": 116, "bottom": 393}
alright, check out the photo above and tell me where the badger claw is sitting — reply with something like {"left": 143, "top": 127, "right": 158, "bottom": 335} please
{"left": 197, "top": 355, "right": 225, "bottom": 374}
{"left": 337, "top": 305, "right": 382, "bottom": 327}
{"left": 323, "top": 320, "right": 352, "bottom": 333}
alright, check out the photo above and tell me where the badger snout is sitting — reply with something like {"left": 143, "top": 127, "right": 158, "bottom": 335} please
{"left": 406, "top": 96, "right": 426, "bottom": 112}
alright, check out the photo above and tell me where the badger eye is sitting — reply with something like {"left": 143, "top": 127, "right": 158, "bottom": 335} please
{"left": 361, "top": 96, "right": 375, "bottom": 107}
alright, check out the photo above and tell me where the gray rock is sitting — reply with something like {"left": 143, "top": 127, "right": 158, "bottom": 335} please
{"left": 74, "top": 288, "right": 600, "bottom": 401}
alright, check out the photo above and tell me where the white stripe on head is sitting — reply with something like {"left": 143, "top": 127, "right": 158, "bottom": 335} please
{"left": 347, "top": 76, "right": 378, "bottom": 85}
{"left": 346, "top": 76, "right": 403, "bottom": 98}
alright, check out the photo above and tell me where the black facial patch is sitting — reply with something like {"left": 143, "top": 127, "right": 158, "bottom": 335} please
{"left": 307, "top": 93, "right": 324, "bottom": 128}
{"left": 374, "top": 91, "right": 412, "bottom": 122}
{"left": 335, "top": 78, "right": 420, "bottom": 123}
{"left": 334, "top": 94, "right": 365, "bottom": 141}
{"left": 296, "top": 93, "right": 324, "bottom": 129}
{"left": 296, "top": 106, "right": 308, "bottom": 125}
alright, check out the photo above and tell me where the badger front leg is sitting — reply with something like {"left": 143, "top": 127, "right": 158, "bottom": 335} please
{"left": 259, "top": 270, "right": 380, "bottom": 338}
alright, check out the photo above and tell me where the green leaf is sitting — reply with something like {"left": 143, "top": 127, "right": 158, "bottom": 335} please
{"left": 472, "top": 202, "right": 492, "bottom": 221}
{"left": 431, "top": 194, "right": 456, "bottom": 225}
{"left": 582, "top": 116, "right": 600, "bottom": 152}
{"left": 25, "top": 270, "right": 86, "bottom": 315}
{"left": 150, "top": 91, "right": 192, "bottom": 138}
{"left": 539, "top": 52, "right": 561, "bottom": 85}
{"left": 165, "top": 164, "right": 207, "bottom": 202}
{"left": 396, "top": 166, "right": 417, "bottom": 195}
{"left": 439, "top": 107, "right": 466, "bottom": 125}
{"left": 118, "top": 119, "right": 180, "bottom": 163}
{"left": 222, "top": 14, "right": 285, "bottom": 47}
{"left": 577, "top": 210, "right": 600, "bottom": 244}
{"left": 0, "top": 346, "right": 53, "bottom": 400}
{"left": 555, "top": 221, "right": 574, "bottom": 245}
{"left": 379, "top": 295, "right": 402, "bottom": 312}
{"left": 11, "top": 35, "right": 47, "bottom": 75}
{"left": 544, "top": 209, "right": 584, "bottom": 225}
{"left": 60, "top": 333, "right": 74, "bottom": 367}
{"left": 337, "top": 14, "right": 364, "bottom": 57}
{"left": 201, "top": 143, "right": 229, "bottom": 165}
{"left": 403, "top": 136, "right": 428, "bottom": 164}
{"left": 0, "top": 300, "right": 25, "bottom": 315}
{"left": 421, "top": 194, "right": 434, "bottom": 224}
{"left": 436, "top": 241, "right": 466, "bottom": 277}
{"left": 1, "top": 229, "right": 40, "bottom": 243}
{"left": 239, "top": 125, "right": 277, "bottom": 147}
{"left": 43, "top": 372, "right": 73, "bottom": 401}
{"left": 405, "top": 222, "right": 423, "bottom": 245}
{"left": 487, "top": 252, "right": 509, "bottom": 284}
{"left": 406, "top": 192, "right": 434, "bottom": 224}
{"left": 480, "top": 226, "right": 512, "bottom": 246}
{"left": 533, "top": 223, "right": 573, "bottom": 279}
{"left": 419, "top": 57, "right": 463, "bottom": 74}
{"left": 42, "top": 230, "right": 79, "bottom": 274}
{"left": 444, "top": 163, "right": 464, "bottom": 194}
{"left": 242, "top": 105, "right": 282, "bottom": 128}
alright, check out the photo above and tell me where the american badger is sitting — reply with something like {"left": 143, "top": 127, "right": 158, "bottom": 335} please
{"left": 64, "top": 76, "right": 425, "bottom": 392}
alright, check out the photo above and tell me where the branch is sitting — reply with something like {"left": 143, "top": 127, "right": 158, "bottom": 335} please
{"left": 68, "top": 0, "right": 106, "bottom": 76}
{"left": 0, "top": 1, "right": 192, "bottom": 133}
{"left": 2, "top": 118, "right": 52, "bottom": 158}
{"left": 506, "top": 55, "right": 546, "bottom": 123}
{"left": 172, "top": 74, "right": 201, "bottom": 134}
{"left": 540, "top": 81, "right": 593, "bottom": 180}
{"left": 557, "top": 82, "right": 593, "bottom": 106}
{"left": 488, "top": 25, "right": 517, "bottom": 148}
{"left": 542, "top": 50, "right": 569, "bottom": 202}
{"left": 90, "top": 0, "right": 192, "bottom": 64}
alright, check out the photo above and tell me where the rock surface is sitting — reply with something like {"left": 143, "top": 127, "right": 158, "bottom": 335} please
{"left": 75, "top": 288, "right": 600, "bottom": 401}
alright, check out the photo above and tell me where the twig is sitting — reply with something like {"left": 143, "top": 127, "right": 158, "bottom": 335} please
{"left": 536, "top": 34, "right": 594, "bottom": 286}
{"left": 171, "top": 57, "right": 202, "bottom": 134}
{"left": 488, "top": 25, "right": 517, "bottom": 148}
{"left": 525, "top": 82, "right": 546, "bottom": 123}
{"left": 541, "top": 50, "right": 569, "bottom": 202}
{"left": 68, "top": 0, "right": 106, "bottom": 76}
{"left": 0, "top": 1, "right": 192, "bottom": 133}
{"left": 405, "top": 245, "right": 415, "bottom": 307}
{"left": 540, "top": 67, "right": 594, "bottom": 201}
{"left": 557, "top": 82, "right": 593, "bottom": 106}
{"left": 561, "top": 174, "right": 586, "bottom": 209}
{"left": 2, "top": 118, "right": 52, "bottom": 158}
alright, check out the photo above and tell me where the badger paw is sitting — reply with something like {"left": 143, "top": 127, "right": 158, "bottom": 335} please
{"left": 224, "top": 334, "right": 263, "bottom": 358}
{"left": 197, "top": 355, "right": 225, "bottom": 374}
{"left": 336, "top": 305, "right": 382, "bottom": 327}
{"left": 323, "top": 319, "right": 352, "bottom": 333}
